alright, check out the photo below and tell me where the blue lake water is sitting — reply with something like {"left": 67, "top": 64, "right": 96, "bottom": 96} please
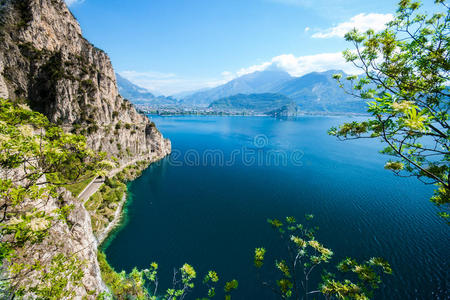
{"left": 103, "top": 116, "right": 449, "bottom": 299}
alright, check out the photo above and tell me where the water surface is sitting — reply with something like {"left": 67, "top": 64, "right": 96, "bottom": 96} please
{"left": 104, "top": 116, "right": 448, "bottom": 299}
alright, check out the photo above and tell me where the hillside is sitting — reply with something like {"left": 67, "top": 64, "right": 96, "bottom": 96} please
{"left": 209, "top": 93, "right": 294, "bottom": 113}
{"left": 273, "top": 70, "right": 366, "bottom": 113}
{"left": 116, "top": 73, "right": 179, "bottom": 106}
{"left": 181, "top": 69, "right": 293, "bottom": 107}
{"left": 0, "top": 0, "right": 171, "bottom": 165}
{"left": 181, "top": 69, "right": 366, "bottom": 113}
{"left": 0, "top": 0, "right": 170, "bottom": 297}
{"left": 116, "top": 73, "right": 157, "bottom": 102}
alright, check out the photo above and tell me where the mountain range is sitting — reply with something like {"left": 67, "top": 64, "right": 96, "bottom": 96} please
{"left": 209, "top": 93, "right": 294, "bottom": 113}
{"left": 116, "top": 73, "right": 179, "bottom": 107}
{"left": 117, "top": 68, "right": 367, "bottom": 114}
{"left": 181, "top": 69, "right": 293, "bottom": 107}
{"left": 180, "top": 69, "right": 365, "bottom": 113}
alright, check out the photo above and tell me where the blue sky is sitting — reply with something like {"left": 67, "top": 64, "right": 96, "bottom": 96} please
{"left": 66, "top": 0, "right": 424, "bottom": 95}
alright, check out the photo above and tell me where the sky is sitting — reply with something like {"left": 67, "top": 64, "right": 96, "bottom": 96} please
{"left": 65, "top": 0, "right": 431, "bottom": 95}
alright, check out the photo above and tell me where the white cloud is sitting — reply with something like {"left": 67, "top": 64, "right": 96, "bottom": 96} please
{"left": 65, "top": 0, "right": 85, "bottom": 6}
{"left": 312, "top": 13, "right": 393, "bottom": 39}
{"left": 120, "top": 51, "right": 363, "bottom": 95}
{"left": 236, "top": 52, "right": 361, "bottom": 78}
{"left": 220, "top": 71, "right": 236, "bottom": 82}
{"left": 304, "top": 27, "right": 310, "bottom": 32}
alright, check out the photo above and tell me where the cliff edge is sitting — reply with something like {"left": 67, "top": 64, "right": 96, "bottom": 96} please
{"left": 0, "top": 0, "right": 170, "bottom": 297}
{"left": 0, "top": 0, "right": 171, "bottom": 164}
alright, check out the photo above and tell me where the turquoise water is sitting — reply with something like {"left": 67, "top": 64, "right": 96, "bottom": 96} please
{"left": 104, "top": 116, "right": 448, "bottom": 299}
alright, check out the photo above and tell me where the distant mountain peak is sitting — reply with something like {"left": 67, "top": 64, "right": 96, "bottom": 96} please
{"left": 181, "top": 68, "right": 293, "bottom": 107}
{"left": 180, "top": 68, "right": 365, "bottom": 113}
{"left": 115, "top": 73, "right": 178, "bottom": 106}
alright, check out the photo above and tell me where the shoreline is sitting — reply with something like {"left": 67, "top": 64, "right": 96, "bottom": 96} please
{"left": 95, "top": 154, "right": 168, "bottom": 251}
{"left": 146, "top": 112, "right": 370, "bottom": 118}
{"left": 96, "top": 193, "right": 127, "bottom": 246}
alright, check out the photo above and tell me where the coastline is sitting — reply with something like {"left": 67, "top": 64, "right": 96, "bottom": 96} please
{"left": 94, "top": 154, "right": 168, "bottom": 251}
{"left": 96, "top": 193, "right": 127, "bottom": 245}
{"left": 146, "top": 112, "right": 370, "bottom": 118}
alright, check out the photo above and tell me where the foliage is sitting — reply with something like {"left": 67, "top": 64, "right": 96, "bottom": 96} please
{"left": 97, "top": 251, "right": 147, "bottom": 299}
{"left": 64, "top": 173, "right": 96, "bottom": 197}
{"left": 24, "top": 253, "right": 85, "bottom": 300}
{"left": 85, "top": 176, "right": 127, "bottom": 233}
{"left": 329, "top": 0, "right": 450, "bottom": 222}
{"left": 85, "top": 161, "right": 149, "bottom": 234}
{"left": 254, "top": 216, "right": 391, "bottom": 299}
{"left": 13, "top": 0, "right": 32, "bottom": 28}
{"left": 0, "top": 98, "right": 113, "bottom": 297}
{"left": 98, "top": 251, "right": 238, "bottom": 300}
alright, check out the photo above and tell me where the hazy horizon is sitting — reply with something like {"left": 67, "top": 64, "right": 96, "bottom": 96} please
{"left": 66, "top": 0, "right": 434, "bottom": 95}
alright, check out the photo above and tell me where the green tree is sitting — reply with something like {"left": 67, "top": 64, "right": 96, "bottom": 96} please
{"left": 254, "top": 216, "right": 392, "bottom": 300}
{"left": 0, "top": 99, "right": 113, "bottom": 297}
{"left": 329, "top": 0, "right": 449, "bottom": 222}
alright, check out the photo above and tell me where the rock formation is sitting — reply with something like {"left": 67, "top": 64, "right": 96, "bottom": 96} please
{"left": 0, "top": 0, "right": 171, "bottom": 164}
{"left": 0, "top": 0, "right": 171, "bottom": 297}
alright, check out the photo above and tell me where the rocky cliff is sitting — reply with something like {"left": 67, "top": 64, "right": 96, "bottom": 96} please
{"left": 0, "top": 0, "right": 170, "bottom": 164}
{"left": 0, "top": 0, "right": 170, "bottom": 297}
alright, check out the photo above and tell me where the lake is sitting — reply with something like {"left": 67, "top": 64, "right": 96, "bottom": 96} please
{"left": 103, "top": 116, "right": 448, "bottom": 299}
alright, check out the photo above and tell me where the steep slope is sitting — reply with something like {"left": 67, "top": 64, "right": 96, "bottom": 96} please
{"left": 116, "top": 73, "right": 179, "bottom": 106}
{"left": 181, "top": 69, "right": 366, "bottom": 113}
{"left": 116, "top": 73, "right": 157, "bottom": 101}
{"left": 0, "top": 0, "right": 170, "bottom": 297}
{"left": 181, "top": 69, "right": 293, "bottom": 107}
{"left": 266, "top": 102, "right": 300, "bottom": 118}
{"left": 0, "top": 0, "right": 171, "bottom": 165}
{"left": 209, "top": 93, "right": 294, "bottom": 113}
{"left": 273, "top": 70, "right": 366, "bottom": 112}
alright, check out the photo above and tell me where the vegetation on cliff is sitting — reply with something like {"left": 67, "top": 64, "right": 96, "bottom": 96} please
{"left": 0, "top": 98, "right": 113, "bottom": 298}
{"left": 86, "top": 161, "right": 149, "bottom": 236}
{"left": 98, "top": 250, "right": 239, "bottom": 300}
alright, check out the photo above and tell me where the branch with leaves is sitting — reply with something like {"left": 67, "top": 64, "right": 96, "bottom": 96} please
{"left": 254, "top": 216, "right": 392, "bottom": 299}
{"left": 0, "top": 98, "right": 114, "bottom": 298}
{"left": 329, "top": 0, "right": 449, "bottom": 222}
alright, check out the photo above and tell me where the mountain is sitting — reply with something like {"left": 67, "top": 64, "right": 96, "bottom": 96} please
{"left": 0, "top": 0, "right": 170, "bottom": 165}
{"left": 266, "top": 102, "right": 300, "bottom": 118}
{"left": 181, "top": 69, "right": 293, "bottom": 107}
{"left": 116, "top": 73, "right": 179, "bottom": 106}
{"left": 116, "top": 73, "right": 157, "bottom": 101}
{"left": 181, "top": 69, "right": 366, "bottom": 113}
{"left": 209, "top": 93, "right": 294, "bottom": 113}
{"left": 0, "top": 0, "right": 170, "bottom": 296}
{"left": 273, "top": 70, "right": 366, "bottom": 113}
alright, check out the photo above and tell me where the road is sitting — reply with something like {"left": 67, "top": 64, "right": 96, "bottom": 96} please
{"left": 77, "top": 155, "right": 157, "bottom": 202}
{"left": 77, "top": 176, "right": 105, "bottom": 202}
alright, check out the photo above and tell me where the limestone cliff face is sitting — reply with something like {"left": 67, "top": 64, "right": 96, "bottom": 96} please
{"left": 0, "top": 0, "right": 171, "bottom": 297}
{"left": 0, "top": 0, "right": 171, "bottom": 164}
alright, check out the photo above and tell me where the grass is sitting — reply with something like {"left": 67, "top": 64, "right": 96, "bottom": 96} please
{"left": 64, "top": 173, "right": 95, "bottom": 197}
{"left": 85, "top": 177, "right": 126, "bottom": 234}
{"left": 84, "top": 161, "right": 150, "bottom": 235}
{"left": 46, "top": 171, "right": 95, "bottom": 198}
